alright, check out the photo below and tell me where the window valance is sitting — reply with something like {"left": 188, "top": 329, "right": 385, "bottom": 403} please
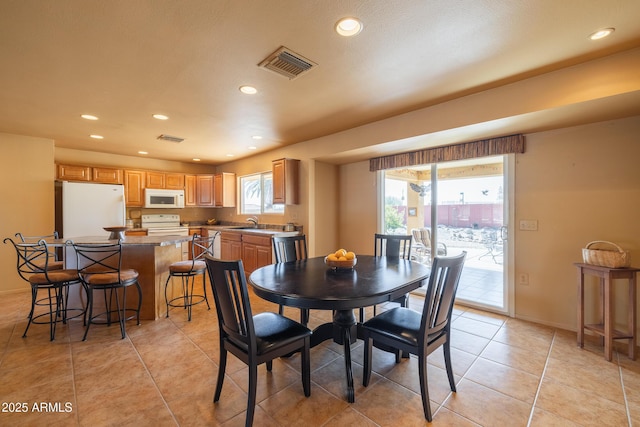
{"left": 369, "top": 134, "right": 524, "bottom": 171}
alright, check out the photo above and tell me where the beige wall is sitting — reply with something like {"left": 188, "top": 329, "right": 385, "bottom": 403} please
{"left": 1, "top": 133, "right": 56, "bottom": 293}
{"left": 514, "top": 116, "right": 640, "bottom": 330}
{"left": 336, "top": 116, "right": 640, "bottom": 332}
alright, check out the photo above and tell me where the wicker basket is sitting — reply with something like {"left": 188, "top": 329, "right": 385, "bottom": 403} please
{"left": 581, "top": 241, "right": 631, "bottom": 268}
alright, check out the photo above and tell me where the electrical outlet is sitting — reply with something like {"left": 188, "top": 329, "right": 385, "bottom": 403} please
{"left": 518, "top": 273, "right": 529, "bottom": 285}
{"left": 519, "top": 219, "right": 538, "bottom": 231}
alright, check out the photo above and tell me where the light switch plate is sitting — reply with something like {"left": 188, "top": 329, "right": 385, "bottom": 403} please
{"left": 519, "top": 219, "right": 538, "bottom": 231}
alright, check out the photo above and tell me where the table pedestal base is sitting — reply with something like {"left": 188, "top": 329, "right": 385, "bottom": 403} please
{"left": 310, "top": 309, "right": 358, "bottom": 402}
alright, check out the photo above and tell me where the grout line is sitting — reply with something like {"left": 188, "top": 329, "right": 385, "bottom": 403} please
{"left": 526, "top": 329, "right": 556, "bottom": 427}
{"left": 617, "top": 351, "right": 633, "bottom": 427}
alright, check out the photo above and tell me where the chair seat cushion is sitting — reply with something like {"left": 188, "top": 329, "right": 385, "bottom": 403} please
{"left": 363, "top": 307, "right": 422, "bottom": 347}
{"left": 253, "top": 312, "right": 311, "bottom": 355}
{"left": 169, "top": 260, "right": 206, "bottom": 273}
{"left": 29, "top": 269, "right": 79, "bottom": 285}
{"left": 83, "top": 269, "right": 139, "bottom": 286}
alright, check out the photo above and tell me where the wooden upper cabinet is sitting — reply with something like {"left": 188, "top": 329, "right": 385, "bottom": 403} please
{"left": 272, "top": 158, "right": 299, "bottom": 205}
{"left": 92, "top": 167, "right": 123, "bottom": 184}
{"left": 57, "top": 164, "right": 91, "bottom": 181}
{"left": 214, "top": 173, "right": 236, "bottom": 207}
{"left": 146, "top": 171, "right": 185, "bottom": 189}
{"left": 165, "top": 173, "right": 185, "bottom": 189}
{"left": 124, "top": 170, "right": 146, "bottom": 207}
{"left": 196, "top": 175, "right": 215, "bottom": 207}
{"left": 184, "top": 174, "right": 197, "bottom": 206}
{"left": 146, "top": 171, "right": 165, "bottom": 189}
{"left": 57, "top": 164, "right": 123, "bottom": 184}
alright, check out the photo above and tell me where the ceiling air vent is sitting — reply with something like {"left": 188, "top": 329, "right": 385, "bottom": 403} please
{"left": 157, "top": 134, "right": 184, "bottom": 143}
{"left": 259, "top": 46, "right": 317, "bottom": 80}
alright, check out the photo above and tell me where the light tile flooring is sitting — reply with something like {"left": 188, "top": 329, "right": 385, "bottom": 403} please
{"left": 1, "top": 284, "right": 639, "bottom": 426}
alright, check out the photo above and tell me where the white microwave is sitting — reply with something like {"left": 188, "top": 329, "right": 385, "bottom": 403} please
{"left": 144, "top": 189, "right": 185, "bottom": 208}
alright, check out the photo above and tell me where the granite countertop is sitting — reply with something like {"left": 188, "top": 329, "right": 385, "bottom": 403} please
{"left": 59, "top": 235, "right": 193, "bottom": 246}
{"left": 201, "top": 225, "right": 300, "bottom": 237}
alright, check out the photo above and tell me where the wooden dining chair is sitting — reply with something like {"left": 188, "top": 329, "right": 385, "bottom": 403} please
{"left": 369, "top": 233, "right": 413, "bottom": 319}
{"left": 3, "top": 237, "right": 81, "bottom": 341}
{"left": 205, "top": 256, "right": 311, "bottom": 427}
{"left": 272, "top": 235, "right": 309, "bottom": 324}
{"left": 361, "top": 252, "right": 466, "bottom": 422}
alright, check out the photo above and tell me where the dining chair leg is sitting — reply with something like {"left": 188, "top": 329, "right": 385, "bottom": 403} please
{"left": 302, "top": 337, "right": 311, "bottom": 397}
{"left": 443, "top": 340, "right": 456, "bottom": 391}
{"left": 418, "top": 353, "right": 433, "bottom": 422}
{"left": 266, "top": 360, "right": 273, "bottom": 371}
{"left": 362, "top": 336, "right": 373, "bottom": 386}
{"left": 246, "top": 363, "right": 258, "bottom": 427}
{"left": 213, "top": 347, "right": 227, "bottom": 402}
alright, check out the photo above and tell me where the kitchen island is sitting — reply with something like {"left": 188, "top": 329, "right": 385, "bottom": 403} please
{"left": 61, "top": 235, "right": 193, "bottom": 320}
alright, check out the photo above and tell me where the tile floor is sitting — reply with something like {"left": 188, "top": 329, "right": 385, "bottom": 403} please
{"left": 1, "top": 282, "right": 639, "bottom": 426}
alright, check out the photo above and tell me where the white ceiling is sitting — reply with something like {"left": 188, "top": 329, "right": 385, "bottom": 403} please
{"left": 1, "top": 1, "right": 639, "bottom": 165}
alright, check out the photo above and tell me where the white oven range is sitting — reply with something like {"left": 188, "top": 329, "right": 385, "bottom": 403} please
{"left": 141, "top": 214, "right": 189, "bottom": 236}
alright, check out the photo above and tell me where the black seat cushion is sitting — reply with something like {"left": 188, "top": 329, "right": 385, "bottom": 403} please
{"left": 363, "top": 307, "right": 421, "bottom": 347}
{"left": 253, "top": 312, "right": 312, "bottom": 355}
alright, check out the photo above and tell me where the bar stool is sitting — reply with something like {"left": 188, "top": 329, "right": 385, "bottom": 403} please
{"left": 4, "top": 237, "right": 82, "bottom": 341}
{"left": 15, "top": 232, "right": 64, "bottom": 271}
{"left": 72, "top": 241, "right": 142, "bottom": 341}
{"left": 165, "top": 233, "right": 217, "bottom": 321}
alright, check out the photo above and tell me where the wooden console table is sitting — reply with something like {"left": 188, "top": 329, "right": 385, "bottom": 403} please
{"left": 575, "top": 263, "right": 639, "bottom": 361}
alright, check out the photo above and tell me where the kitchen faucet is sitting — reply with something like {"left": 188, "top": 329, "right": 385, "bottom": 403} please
{"left": 247, "top": 216, "right": 258, "bottom": 228}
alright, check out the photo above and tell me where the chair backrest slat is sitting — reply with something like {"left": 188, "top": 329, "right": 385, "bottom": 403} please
{"left": 421, "top": 252, "right": 466, "bottom": 336}
{"left": 71, "top": 242, "right": 123, "bottom": 281}
{"left": 374, "top": 234, "right": 412, "bottom": 260}
{"left": 206, "top": 256, "right": 254, "bottom": 348}
{"left": 193, "top": 232, "right": 219, "bottom": 260}
{"left": 273, "top": 235, "right": 308, "bottom": 263}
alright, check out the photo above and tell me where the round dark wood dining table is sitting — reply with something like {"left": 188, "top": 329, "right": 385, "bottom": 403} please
{"left": 249, "top": 255, "right": 430, "bottom": 402}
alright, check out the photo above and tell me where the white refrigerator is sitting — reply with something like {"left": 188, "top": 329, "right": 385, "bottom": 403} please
{"left": 55, "top": 181, "right": 126, "bottom": 239}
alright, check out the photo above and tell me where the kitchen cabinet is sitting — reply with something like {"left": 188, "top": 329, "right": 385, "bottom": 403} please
{"left": 272, "top": 158, "right": 299, "bottom": 205}
{"left": 92, "top": 167, "right": 123, "bottom": 184}
{"left": 57, "top": 164, "right": 91, "bottom": 181}
{"left": 125, "top": 230, "right": 147, "bottom": 236}
{"left": 57, "top": 164, "right": 123, "bottom": 184}
{"left": 220, "top": 232, "right": 242, "bottom": 261}
{"left": 214, "top": 173, "right": 236, "bottom": 207}
{"left": 184, "top": 174, "right": 215, "bottom": 207}
{"left": 146, "top": 171, "right": 165, "bottom": 189}
{"left": 184, "top": 175, "right": 197, "bottom": 206}
{"left": 165, "top": 173, "right": 185, "bottom": 190}
{"left": 146, "top": 171, "right": 185, "bottom": 189}
{"left": 124, "top": 170, "right": 146, "bottom": 207}
{"left": 241, "top": 234, "right": 272, "bottom": 276}
{"left": 197, "top": 175, "right": 215, "bottom": 207}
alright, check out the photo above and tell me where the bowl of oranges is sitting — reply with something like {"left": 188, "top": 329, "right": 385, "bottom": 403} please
{"left": 325, "top": 248, "right": 357, "bottom": 270}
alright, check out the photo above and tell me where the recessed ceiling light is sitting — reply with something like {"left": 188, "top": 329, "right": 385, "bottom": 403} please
{"left": 138, "top": 151, "right": 148, "bottom": 155}
{"left": 589, "top": 28, "right": 615, "bottom": 40}
{"left": 193, "top": 158, "right": 201, "bottom": 162}
{"left": 248, "top": 146, "right": 257, "bottom": 150}
{"left": 89, "top": 134, "right": 103, "bottom": 139}
{"left": 335, "top": 17, "right": 363, "bottom": 37}
{"left": 239, "top": 85, "right": 257, "bottom": 95}
{"left": 226, "top": 154, "right": 235, "bottom": 157}
{"left": 81, "top": 114, "right": 98, "bottom": 120}
{"left": 251, "top": 135, "right": 263, "bottom": 140}
{"left": 152, "top": 114, "right": 169, "bottom": 120}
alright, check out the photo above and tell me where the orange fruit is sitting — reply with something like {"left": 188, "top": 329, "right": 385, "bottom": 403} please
{"left": 327, "top": 254, "right": 339, "bottom": 261}
{"left": 345, "top": 251, "right": 355, "bottom": 260}
{"left": 335, "top": 249, "right": 347, "bottom": 257}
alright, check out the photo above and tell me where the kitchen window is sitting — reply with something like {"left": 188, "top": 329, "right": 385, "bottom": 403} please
{"left": 239, "top": 172, "right": 284, "bottom": 215}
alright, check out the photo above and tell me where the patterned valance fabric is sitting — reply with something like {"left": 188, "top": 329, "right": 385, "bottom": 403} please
{"left": 369, "top": 134, "right": 524, "bottom": 171}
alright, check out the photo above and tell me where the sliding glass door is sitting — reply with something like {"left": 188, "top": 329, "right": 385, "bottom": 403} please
{"left": 382, "top": 155, "right": 510, "bottom": 313}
